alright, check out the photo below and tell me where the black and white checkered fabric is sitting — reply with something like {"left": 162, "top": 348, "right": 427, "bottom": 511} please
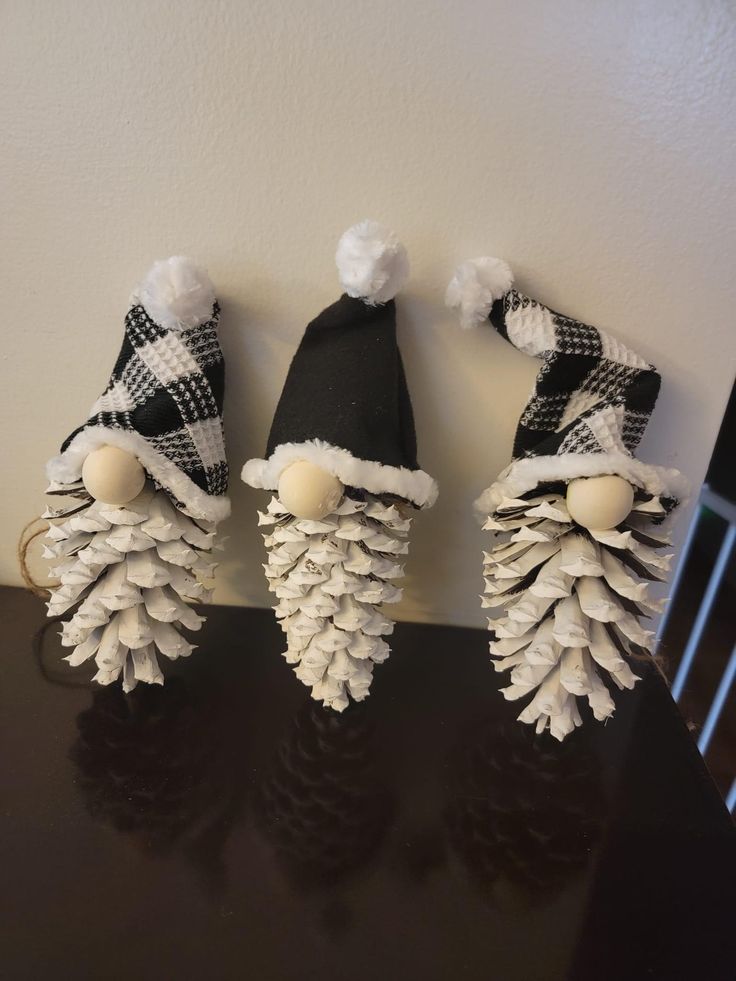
{"left": 58, "top": 301, "right": 228, "bottom": 514}
{"left": 490, "top": 289, "right": 660, "bottom": 465}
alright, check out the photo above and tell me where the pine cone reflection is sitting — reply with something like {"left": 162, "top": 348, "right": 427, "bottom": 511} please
{"left": 256, "top": 699, "right": 393, "bottom": 888}
{"left": 71, "top": 679, "right": 242, "bottom": 883}
{"left": 445, "top": 717, "right": 604, "bottom": 902}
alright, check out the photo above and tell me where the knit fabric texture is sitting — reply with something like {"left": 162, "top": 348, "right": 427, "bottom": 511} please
{"left": 49, "top": 301, "right": 229, "bottom": 521}
{"left": 490, "top": 289, "right": 660, "bottom": 464}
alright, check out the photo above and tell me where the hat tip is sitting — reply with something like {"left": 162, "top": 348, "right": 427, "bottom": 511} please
{"left": 134, "top": 256, "right": 216, "bottom": 332}
{"left": 336, "top": 219, "right": 410, "bottom": 305}
{"left": 445, "top": 256, "right": 514, "bottom": 329}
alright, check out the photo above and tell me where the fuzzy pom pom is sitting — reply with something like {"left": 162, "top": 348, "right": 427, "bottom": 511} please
{"left": 336, "top": 220, "right": 410, "bottom": 305}
{"left": 133, "top": 256, "right": 216, "bottom": 332}
{"left": 445, "top": 257, "right": 514, "bottom": 329}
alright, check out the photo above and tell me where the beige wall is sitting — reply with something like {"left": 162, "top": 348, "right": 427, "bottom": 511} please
{"left": 3, "top": 0, "right": 735, "bottom": 628}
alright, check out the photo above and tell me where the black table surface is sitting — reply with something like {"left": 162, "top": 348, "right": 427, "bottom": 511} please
{"left": 2, "top": 584, "right": 735, "bottom": 981}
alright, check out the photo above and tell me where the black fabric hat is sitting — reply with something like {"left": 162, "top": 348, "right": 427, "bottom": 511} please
{"left": 243, "top": 221, "right": 437, "bottom": 508}
{"left": 46, "top": 257, "right": 230, "bottom": 523}
{"left": 445, "top": 256, "right": 687, "bottom": 512}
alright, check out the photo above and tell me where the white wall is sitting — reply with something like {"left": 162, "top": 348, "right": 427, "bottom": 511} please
{"left": 3, "top": 0, "right": 735, "bottom": 628}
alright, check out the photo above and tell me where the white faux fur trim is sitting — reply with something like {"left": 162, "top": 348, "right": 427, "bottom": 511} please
{"left": 335, "top": 220, "right": 410, "bottom": 305}
{"left": 445, "top": 257, "right": 514, "bottom": 329}
{"left": 130, "top": 256, "right": 216, "bottom": 333}
{"left": 46, "top": 427, "right": 230, "bottom": 523}
{"left": 242, "top": 439, "right": 438, "bottom": 508}
{"left": 474, "top": 451, "right": 689, "bottom": 515}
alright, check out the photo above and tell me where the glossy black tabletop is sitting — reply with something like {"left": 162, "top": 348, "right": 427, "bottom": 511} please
{"left": 2, "top": 584, "right": 735, "bottom": 981}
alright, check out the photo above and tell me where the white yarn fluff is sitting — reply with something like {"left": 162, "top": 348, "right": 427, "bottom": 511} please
{"left": 242, "top": 438, "right": 438, "bottom": 509}
{"left": 445, "top": 257, "right": 514, "bottom": 329}
{"left": 132, "top": 256, "right": 216, "bottom": 332}
{"left": 336, "top": 220, "right": 410, "bottom": 305}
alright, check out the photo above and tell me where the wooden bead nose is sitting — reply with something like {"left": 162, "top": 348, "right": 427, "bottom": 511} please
{"left": 566, "top": 475, "right": 634, "bottom": 531}
{"left": 277, "top": 460, "right": 344, "bottom": 519}
{"left": 82, "top": 445, "right": 146, "bottom": 505}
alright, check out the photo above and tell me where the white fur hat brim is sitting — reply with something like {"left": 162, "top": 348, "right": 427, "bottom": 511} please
{"left": 242, "top": 439, "right": 438, "bottom": 509}
{"left": 475, "top": 451, "right": 689, "bottom": 516}
{"left": 47, "top": 426, "right": 231, "bottom": 523}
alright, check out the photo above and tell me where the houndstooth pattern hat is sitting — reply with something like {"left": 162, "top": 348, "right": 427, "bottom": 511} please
{"left": 446, "top": 256, "right": 688, "bottom": 513}
{"left": 47, "top": 257, "right": 230, "bottom": 523}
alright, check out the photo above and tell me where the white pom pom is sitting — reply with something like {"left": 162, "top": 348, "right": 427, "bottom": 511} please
{"left": 445, "top": 257, "right": 514, "bottom": 329}
{"left": 133, "top": 256, "right": 216, "bottom": 331}
{"left": 336, "top": 220, "right": 410, "bottom": 305}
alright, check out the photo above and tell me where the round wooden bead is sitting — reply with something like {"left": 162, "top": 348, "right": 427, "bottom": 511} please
{"left": 82, "top": 445, "right": 147, "bottom": 505}
{"left": 566, "top": 475, "right": 635, "bottom": 531}
{"left": 277, "top": 460, "right": 344, "bottom": 520}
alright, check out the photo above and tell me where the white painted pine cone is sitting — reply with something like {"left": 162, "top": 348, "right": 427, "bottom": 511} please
{"left": 258, "top": 492, "right": 412, "bottom": 710}
{"left": 482, "top": 490, "right": 672, "bottom": 740}
{"left": 44, "top": 484, "right": 218, "bottom": 691}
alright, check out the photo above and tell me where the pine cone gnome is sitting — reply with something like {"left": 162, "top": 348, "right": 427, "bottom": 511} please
{"left": 243, "top": 221, "right": 438, "bottom": 711}
{"left": 446, "top": 257, "right": 688, "bottom": 740}
{"left": 44, "top": 257, "right": 230, "bottom": 692}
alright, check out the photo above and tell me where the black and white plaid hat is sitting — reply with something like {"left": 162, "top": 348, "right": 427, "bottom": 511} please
{"left": 243, "top": 221, "right": 437, "bottom": 508}
{"left": 46, "top": 257, "right": 230, "bottom": 523}
{"left": 446, "top": 257, "right": 687, "bottom": 512}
